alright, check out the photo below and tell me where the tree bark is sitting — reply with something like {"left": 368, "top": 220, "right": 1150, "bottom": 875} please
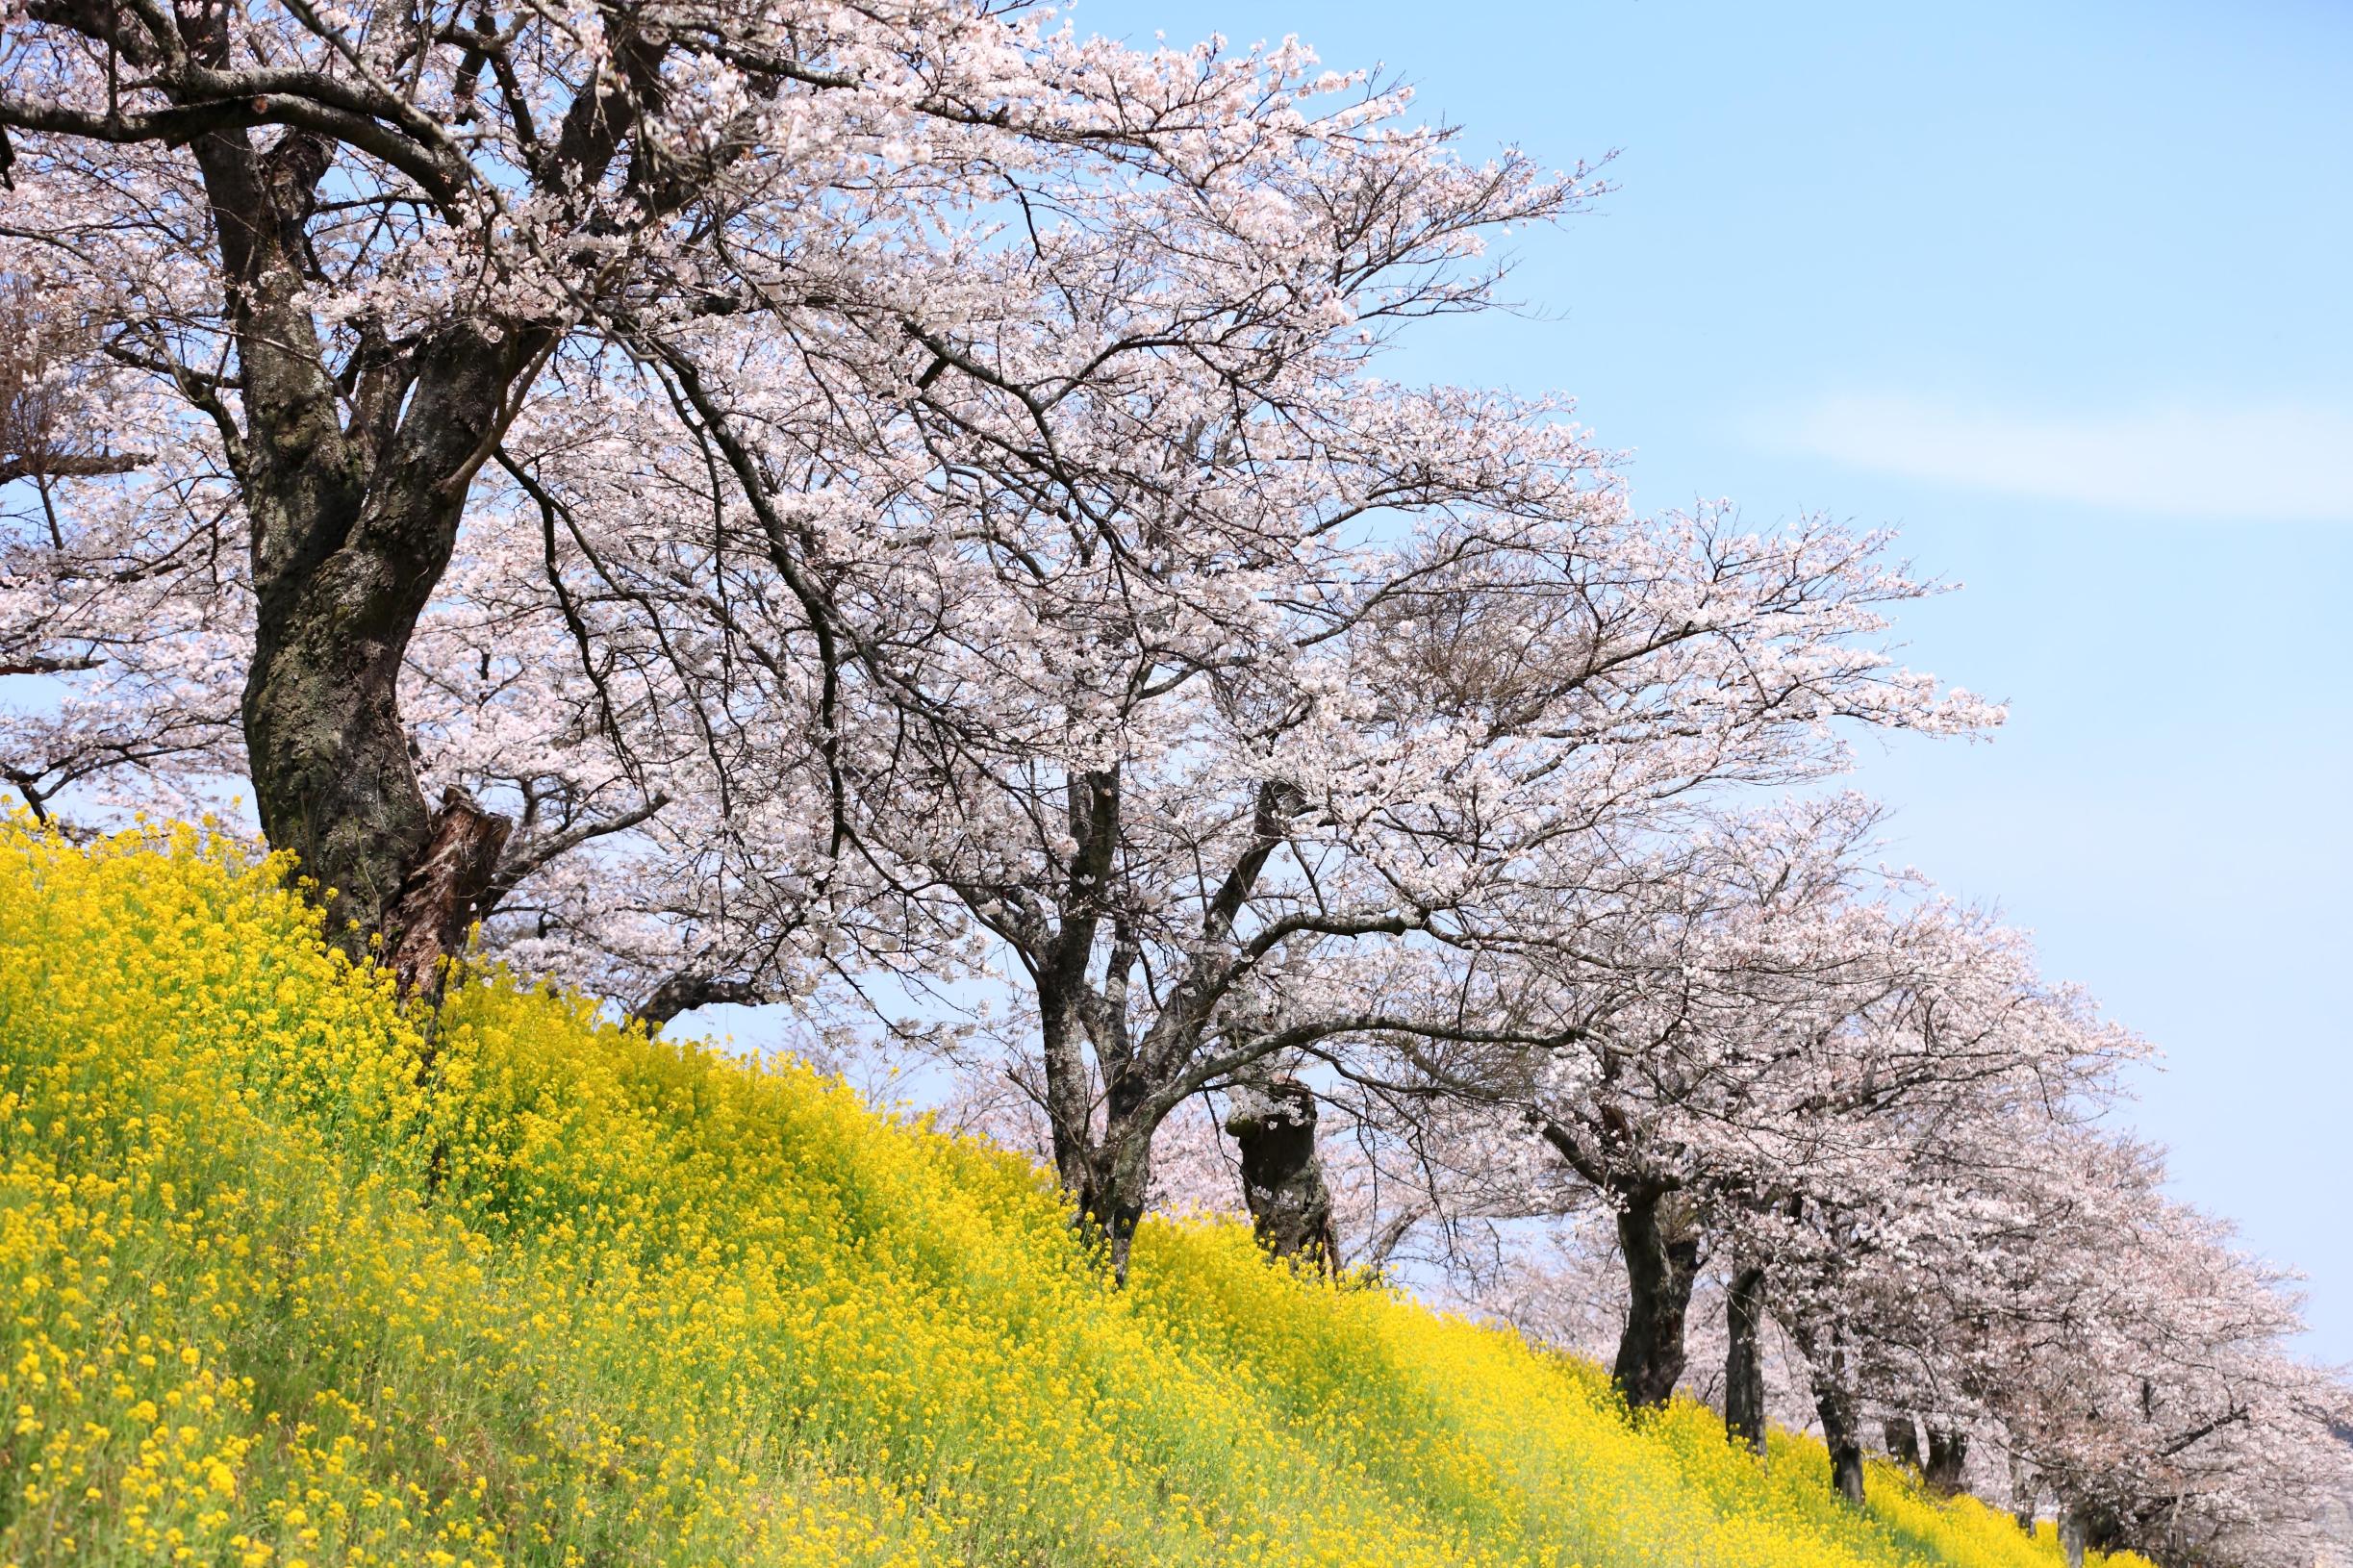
{"left": 239, "top": 322, "right": 524, "bottom": 965}
{"left": 632, "top": 974, "right": 767, "bottom": 1033}
{"left": 0, "top": 2, "right": 703, "bottom": 977}
{"left": 1789, "top": 1317, "right": 1866, "bottom": 1505}
{"left": 1611, "top": 1185, "right": 1702, "bottom": 1410}
{"left": 1077, "top": 1106, "right": 1155, "bottom": 1284}
{"left": 1817, "top": 1384, "right": 1866, "bottom": 1505}
{"left": 1923, "top": 1425, "right": 1969, "bottom": 1497}
{"left": 1724, "top": 1262, "right": 1770, "bottom": 1455}
{"left": 1885, "top": 1414, "right": 1923, "bottom": 1473}
{"left": 382, "top": 787, "right": 512, "bottom": 997}
{"left": 1224, "top": 1075, "right": 1339, "bottom": 1271}
{"left": 180, "top": 109, "right": 522, "bottom": 979}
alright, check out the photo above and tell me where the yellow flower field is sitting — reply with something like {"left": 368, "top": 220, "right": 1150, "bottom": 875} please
{"left": 0, "top": 821, "right": 2155, "bottom": 1568}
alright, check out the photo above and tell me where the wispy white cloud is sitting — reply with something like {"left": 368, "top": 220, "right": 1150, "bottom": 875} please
{"left": 1765, "top": 394, "right": 2353, "bottom": 522}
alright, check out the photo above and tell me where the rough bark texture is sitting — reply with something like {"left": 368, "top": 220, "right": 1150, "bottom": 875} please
{"left": 1224, "top": 1075, "right": 1339, "bottom": 1271}
{"left": 1612, "top": 1185, "right": 1702, "bottom": 1410}
{"left": 1, "top": 4, "right": 620, "bottom": 979}
{"left": 171, "top": 102, "right": 534, "bottom": 975}
{"left": 1885, "top": 1413, "right": 1924, "bottom": 1473}
{"left": 2011, "top": 1453, "right": 2038, "bottom": 1531}
{"left": 235, "top": 320, "right": 525, "bottom": 964}
{"left": 1923, "top": 1425, "right": 1969, "bottom": 1497}
{"left": 382, "top": 788, "right": 513, "bottom": 997}
{"left": 1724, "top": 1263, "right": 1770, "bottom": 1455}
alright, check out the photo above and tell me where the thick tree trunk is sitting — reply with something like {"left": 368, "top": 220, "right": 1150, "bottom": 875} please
{"left": 1817, "top": 1383, "right": 1866, "bottom": 1505}
{"left": 1885, "top": 1414, "right": 1923, "bottom": 1473}
{"left": 1224, "top": 1075, "right": 1339, "bottom": 1271}
{"left": 187, "top": 119, "right": 519, "bottom": 980}
{"left": 242, "top": 326, "right": 520, "bottom": 966}
{"left": 1924, "top": 1425, "right": 1969, "bottom": 1497}
{"left": 2010, "top": 1453, "right": 2038, "bottom": 1531}
{"left": 1724, "top": 1262, "right": 1770, "bottom": 1455}
{"left": 1612, "top": 1185, "right": 1702, "bottom": 1410}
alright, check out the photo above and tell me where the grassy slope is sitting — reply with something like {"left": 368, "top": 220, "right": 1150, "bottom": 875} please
{"left": 0, "top": 822, "right": 2138, "bottom": 1568}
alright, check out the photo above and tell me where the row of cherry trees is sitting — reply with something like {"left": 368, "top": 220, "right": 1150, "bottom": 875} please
{"left": 3, "top": 2, "right": 2344, "bottom": 1563}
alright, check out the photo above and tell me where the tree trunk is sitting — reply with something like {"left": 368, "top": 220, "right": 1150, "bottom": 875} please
{"left": 241, "top": 326, "right": 521, "bottom": 967}
{"left": 1050, "top": 1039, "right": 1157, "bottom": 1283}
{"left": 1789, "top": 1318, "right": 1866, "bottom": 1505}
{"left": 1923, "top": 1425, "right": 1969, "bottom": 1497}
{"left": 2059, "top": 1499, "right": 2092, "bottom": 1568}
{"left": 1724, "top": 1262, "right": 1770, "bottom": 1455}
{"left": 2010, "top": 1452, "right": 2037, "bottom": 1531}
{"left": 1611, "top": 1185, "right": 1702, "bottom": 1410}
{"left": 1818, "top": 1386, "right": 1866, "bottom": 1505}
{"left": 187, "top": 120, "right": 520, "bottom": 979}
{"left": 1885, "top": 1414, "right": 1923, "bottom": 1473}
{"left": 1224, "top": 1075, "right": 1339, "bottom": 1271}
{"left": 1079, "top": 1118, "right": 1155, "bottom": 1284}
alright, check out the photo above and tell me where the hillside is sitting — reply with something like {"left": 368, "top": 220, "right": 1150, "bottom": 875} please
{"left": 0, "top": 822, "right": 2141, "bottom": 1568}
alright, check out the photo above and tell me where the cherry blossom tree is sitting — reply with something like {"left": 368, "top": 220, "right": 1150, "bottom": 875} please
{"left": 1346, "top": 794, "right": 2138, "bottom": 1424}
{"left": 0, "top": 0, "right": 1578, "bottom": 991}
{"left": 825, "top": 454, "right": 2001, "bottom": 1277}
{"left": 1935, "top": 1131, "right": 2353, "bottom": 1566}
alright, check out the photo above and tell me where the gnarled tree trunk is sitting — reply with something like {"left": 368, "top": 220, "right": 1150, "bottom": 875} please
{"left": 1612, "top": 1184, "right": 1702, "bottom": 1410}
{"left": 1724, "top": 1262, "right": 1770, "bottom": 1455}
{"left": 188, "top": 118, "right": 524, "bottom": 984}
{"left": 1923, "top": 1425, "right": 1969, "bottom": 1497}
{"left": 235, "top": 318, "right": 527, "bottom": 983}
{"left": 1225, "top": 1075, "right": 1339, "bottom": 1271}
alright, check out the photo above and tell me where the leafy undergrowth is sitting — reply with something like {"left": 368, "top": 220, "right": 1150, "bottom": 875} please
{"left": 0, "top": 822, "right": 2153, "bottom": 1568}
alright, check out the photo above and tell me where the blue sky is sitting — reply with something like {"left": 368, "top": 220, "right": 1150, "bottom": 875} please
{"left": 1065, "top": 0, "right": 2353, "bottom": 1358}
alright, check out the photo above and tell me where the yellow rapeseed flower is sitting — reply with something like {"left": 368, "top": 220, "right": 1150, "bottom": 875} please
{"left": 0, "top": 818, "right": 2101, "bottom": 1568}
